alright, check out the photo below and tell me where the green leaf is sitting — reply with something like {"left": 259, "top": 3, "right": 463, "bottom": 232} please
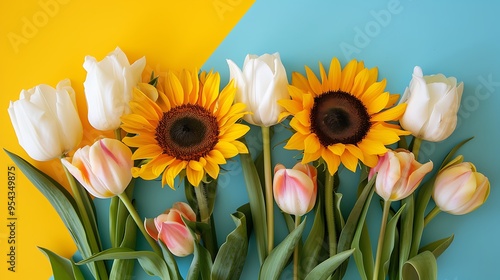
{"left": 259, "top": 218, "right": 307, "bottom": 280}
{"left": 38, "top": 247, "right": 85, "bottom": 280}
{"left": 212, "top": 211, "right": 249, "bottom": 280}
{"left": 337, "top": 175, "right": 376, "bottom": 279}
{"left": 352, "top": 224, "right": 373, "bottom": 280}
{"left": 402, "top": 251, "right": 438, "bottom": 280}
{"left": 378, "top": 204, "right": 406, "bottom": 280}
{"left": 439, "top": 137, "right": 473, "bottom": 170}
{"left": 239, "top": 149, "right": 268, "bottom": 264}
{"left": 159, "top": 240, "right": 182, "bottom": 280}
{"left": 399, "top": 194, "right": 415, "bottom": 275}
{"left": 184, "top": 217, "right": 213, "bottom": 280}
{"left": 110, "top": 214, "right": 137, "bottom": 280}
{"left": 304, "top": 249, "right": 355, "bottom": 280}
{"left": 5, "top": 150, "right": 100, "bottom": 278}
{"left": 77, "top": 248, "right": 170, "bottom": 279}
{"left": 419, "top": 235, "right": 454, "bottom": 259}
{"left": 300, "top": 199, "right": 325, "bottom": 276}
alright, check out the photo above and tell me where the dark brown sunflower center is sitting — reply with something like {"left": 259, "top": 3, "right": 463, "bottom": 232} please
{"left": 156, "top": 104, "right": 219, "bottom": 161}
{"left": 310, "top": 91, "right": 371, "bottom": 146}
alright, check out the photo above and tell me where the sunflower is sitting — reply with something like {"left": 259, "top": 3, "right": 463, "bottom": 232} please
{"left": 278, "top": 58, "right": 409, "bottom": 175}
{"left": 121, "top": 70, "right": 249, "bottom": 188}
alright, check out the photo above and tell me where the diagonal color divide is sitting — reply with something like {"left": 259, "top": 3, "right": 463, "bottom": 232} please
{"left": 0, "top": 0, "right": 254, "bottom": 279}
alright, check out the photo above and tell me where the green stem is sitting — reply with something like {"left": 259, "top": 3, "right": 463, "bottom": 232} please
{"left": 412, "top": 137, "right": 423, "bottom": 161}
{"left": 324, "top": 172, "right": 337, "bottom": 257}
{"left": 118, "top": 192, "right": 162, "bottom": 257}
{"left": 194, "top": 184, "right": 218, "bottom": 259}
{"left": 114, "top": 128, "right": 122, "bottom": 141}
{"left": 424, "top": 206, "right": 441, "bottom": 227}
{"left": 262, "top": 126, "right": 274, "bottom": 254}
{"left": 62, "top": 162, "right": 108, "bottom": 280}
{"left": 293, "top": 215, "right": 301, "bottom": 280}
{"left": 373, "top": 201, "right": 391, "bottom": 280}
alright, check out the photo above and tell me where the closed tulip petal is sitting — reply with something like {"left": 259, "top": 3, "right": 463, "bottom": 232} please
{"left": 273, "top": 164, "right": 317, "bottom": 216}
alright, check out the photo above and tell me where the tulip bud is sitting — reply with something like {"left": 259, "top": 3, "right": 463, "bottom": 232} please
{"left": 61, "top": 138, "right": 133, "bottom": 198}
{"left": 8, "top": 79, "right": 83, "bottom": 161}
{"left": 433, "top": 162, "right": 490, "bottom": 215}
{"left": 369, "top": 149, "right": 433, "bottom": 202}
{"left": 399, "top": 66, "right": 463, "bottom": 142}
{"left": 227, "top": 53, "right": 289, "bottom": 127}
{"left": 83, "top": 47, "right": 146, "bottom": 131}
{"left": 144, "top": 202, "right": 196, "bottom": 257}
{"left": 273, "top": 163, "right": 317, "bottom": 216}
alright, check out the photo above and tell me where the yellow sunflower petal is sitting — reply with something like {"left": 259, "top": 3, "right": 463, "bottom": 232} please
{"left": 220, "top": 123, "right": 250, "bottom": 141}
{"left": 214, "top": 141, "right": 239, "bottom": 158}
{"left": 340, "top": 149, "right": 359, "bottom": 172}
{"left": 164, "top": 160, "right": 188, "bottom": 188}
{"left": 217, "top": 80, "right": 237, "bottom": 117}
{"left": 327, "top": 57, "right": 342, "bottom": 91}
{"left": 292, "top": 72, "right": 313, "bottom": 93}
{"left": 357, "top": 138, "right": 388, "bottom": 155}
{"left": 202, "top": 72, "right": 220, "bottom": 110}
{"left": 304, "top": 133, "right": 321, "bottom": 154}
{"left": 293, "top": 109, "right": 312, "bottom": 128}
{"left": 122, "top": 134, "right": 157, "bottom": 147}
{"left": 366, "top": 67, "right": 379, "bottom": 87}
{"left": 366, "top": 124, "right": 400, "bottom": 144}
{"left": 350, "top": 69, "right": 370, "bottom": 98}
{"left": 340, "top": 59, "right": 358, "bottom": 92}
{"left": 367, "top": 91, "right": 390, "bottom": 114}
{"left": 371, "top": 103, "right": 407, "bottom": 122}
{"left": 302, "top": 92, "right": 315, "bottom": 109}
{"left": 165, "top": 72, "right": 185, "bottom": 107}
{"left": 121, "top": 114, "right": 156, "bottom": 134}
{"left": 345, "top": 144, "right": 364, "bottom": 162}
{"left": 305, "top": 65, "right": 322, "bottom": 95}
{"left": 162, "top": 168, "right": 176, "bottom": 189}
{"left": 231, "top": 140, "right": 249, "bottom": 154}
{"left": 321, "top": 148, "right": 340, "bottom": 175}
{"left": 150, "top": 154, "right": 176, "bottom": 176}
{"left": 328, "top": 143, "right": 345, "bottom": 156}
{"left": 207, "top": 149, "right": 227, "bottom": 165}
{"left": 302, "top": 147, "right": 322, "bottom": 164}
{"left": 284, "top": 132, "right": 307, "bottom": 150}
{"left": 386, "top": 94, "right": 400, "bottom": 108}
{"left": 204, "top": 158, "right": 220, "bottom": 179}
{"left": 132, "top": 144, "right": 163, "bottom": 160}
{"left": 278, "top": 99, "right": 303, "bottom": 116}
{"left": 360, "top": 79, "right": 387, "bottom": 105}
{"left": 361, "top": 152, "right": 379, "bottom": 167}
{"left": 288, "top": 85, "right": 305, "bottom": 103}
{"left": 289, "top": 116, "right": 310, "bottom": 135}
{"left": 318, "top": 62, "right": 329, "bottom": 92}
{"left": 179, "top": 69, "right": 196, "bottom": 104}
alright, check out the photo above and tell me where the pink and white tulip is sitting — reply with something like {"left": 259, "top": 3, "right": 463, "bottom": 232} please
{"left": 145, "top": 202, "right": 196, "bottom": 257}
{"left": 369, "top": 149, "right": 433, "bottom": 201}
{"left": 62, "top": 138, "right": 133, "bottom": 198}
{"left": 433, "top": 162, "right": 490, "bottom": 215}
{"left": 273, "top": 163, "right": 317, "bottom": 216}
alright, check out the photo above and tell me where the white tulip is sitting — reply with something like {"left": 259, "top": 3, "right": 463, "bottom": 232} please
{"left": 83, "top": 47, "right": 146, "bottom": 131}
{"left": 8, "top": 79, "right": 83, "bottom": 161}
{"left": 227, "top": 53, "right": 289, "bottom": 127}
{"left": 399, "top": 66, "right": 463, "bottom": 142}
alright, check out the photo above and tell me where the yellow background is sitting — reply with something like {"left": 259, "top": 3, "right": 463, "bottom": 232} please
{"left": 0, "top": 0, "right": 254, "bottom": 278}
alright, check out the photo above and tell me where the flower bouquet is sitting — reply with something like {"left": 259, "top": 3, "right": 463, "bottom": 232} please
{"left": 5, "top": 47, "right": 490, "bottom": 280}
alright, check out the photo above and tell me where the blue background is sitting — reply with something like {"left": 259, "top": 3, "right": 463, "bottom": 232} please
{"left": 95, "top": 0, "right": 500, "bottom": 279}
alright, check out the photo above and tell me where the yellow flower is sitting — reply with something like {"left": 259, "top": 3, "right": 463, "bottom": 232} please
{"left": 279, "top": 58, "right": 410, "bottom": 175}
{"left": 121, "top": 70, "right": 250, "bottom": 188}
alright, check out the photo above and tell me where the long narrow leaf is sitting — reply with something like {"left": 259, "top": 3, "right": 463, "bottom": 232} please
{"left": 110, "top": 214, "right": 137, "bottom": 280}
{"left": 259, "top": 218, "right": 307, "bottom": 280}
{"left": 300, "top": 199, "right": 325, "bottom": 276}
{"left": 5, "top": 150, "right": 99, "bottom": 278}
{"left": 38, "top": 247, "right": 85, "bottom": 280}
{"left": 304, "top": 249, "right": 355, "bottom": 280}
{"left": 337, "top": 175, "right": 376, "bottom": 278}
{"left": 240, "top": 150, "right": 268, "bottom": 263}
{"left": 399, "top": 194, "right": 415, "bottom": 275}
{"left": 212, "top": 211, "right": 249, "bottom": 280}
{"left": 159, "top": 240, "right": 182, "bottom": 280}
{"left": 378, "top": 204, "right": 406, "bottom": 280}
{"left": 77, "top": 248, "right": 170, "bottom": 279}
{"left": 419, "top": 235, "right": 454, "bottom": 259}
{"left": 402, "top": 251, "right": 438, "bottom": 280}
